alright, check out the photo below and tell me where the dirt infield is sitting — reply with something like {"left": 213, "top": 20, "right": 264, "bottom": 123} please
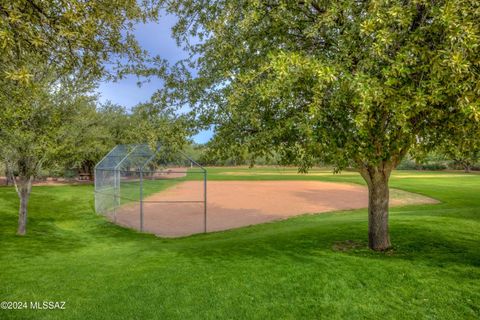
{"left": 113, "top": 181, "right": 437, "bottom": 237}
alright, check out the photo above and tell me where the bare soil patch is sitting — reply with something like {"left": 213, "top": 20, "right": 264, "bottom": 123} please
{"left": 113, "top": 180, "right": 437, "bottom": 237}
{"left": 0, "top": 177, "right": 92, "bottom": 186}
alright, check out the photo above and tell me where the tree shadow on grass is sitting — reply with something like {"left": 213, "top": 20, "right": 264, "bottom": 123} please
{"left": 1, "top": 184, "right": 478, "bottom": 272}
{"left": 0, "top": 185, "right": 138, "bottom": 257}
{"left": 171, "top": 213, "right": 480, "bottom": 269}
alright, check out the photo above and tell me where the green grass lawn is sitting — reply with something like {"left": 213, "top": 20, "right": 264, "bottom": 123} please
{"left": 0, "top": 168, "right": 479, "bottom": 319}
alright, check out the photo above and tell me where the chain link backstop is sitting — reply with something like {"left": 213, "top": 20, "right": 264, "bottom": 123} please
{"left": 94, "top": 144, "right": 207, "bottom": 236}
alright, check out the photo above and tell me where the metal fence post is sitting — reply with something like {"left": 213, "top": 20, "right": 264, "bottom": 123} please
{"left": 113, "top": 169, "right": 117, "bottom": 223}
{"left": 113, "top": 192, "right": 117, "bottom": 223}
{"left": 204, "top": 170, "right": 207, "bottom": 233}
{"left": 140, "top": 170, "right": 144, "bottom": 232}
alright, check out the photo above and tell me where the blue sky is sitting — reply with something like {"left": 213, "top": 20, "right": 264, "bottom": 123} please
{"left": 96, "top": 15, "right": 213, "bottom": 144}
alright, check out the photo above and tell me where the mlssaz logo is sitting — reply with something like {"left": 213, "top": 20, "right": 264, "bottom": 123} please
{"left": 30, "top": 301, "right": 66, "bottom": 310}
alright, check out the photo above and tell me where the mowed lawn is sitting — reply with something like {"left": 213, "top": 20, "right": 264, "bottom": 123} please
{"left": 0, "top": 169, "right": 479, "bottom": 319}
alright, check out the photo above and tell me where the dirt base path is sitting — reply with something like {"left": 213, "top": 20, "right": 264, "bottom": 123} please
{"left": 113, "top": 180, "right": 437, "bottom": 237}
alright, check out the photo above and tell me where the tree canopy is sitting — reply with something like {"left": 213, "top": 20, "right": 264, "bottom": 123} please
{"left": 0, "top": 0, "right": 160, "bottom": 84}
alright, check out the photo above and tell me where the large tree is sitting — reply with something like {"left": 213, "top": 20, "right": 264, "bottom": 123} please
{"left": 0, "top": 0, "right": 160, "bottom": 235}
{"left": 0, "top": 77, "right": 95, "bottom": 234}
{"left": 157, "top": 0, "right": 480, "bottom": 250}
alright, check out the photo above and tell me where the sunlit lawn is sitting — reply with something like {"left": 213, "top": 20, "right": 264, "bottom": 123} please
{"left": 0, "top": 168, "right": 478, "bottom": 319}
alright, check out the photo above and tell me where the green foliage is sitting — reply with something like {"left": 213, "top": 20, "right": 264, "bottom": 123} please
{"left": 159, "top": 0, "right": 480, "bottom": 172}
{"left": 193, "top": 142, "right": 295, "bottom": 166}
{"left": 56, "top": 100, "right": 135, "bottom": 176}
{"left": 439, "top": 117, "right": 480, "bottom": 172}
{"left": 0, "top": 0, "right": 160, "bottom": 82}
{"left": 14, "top": 96, "right": 193, "bottom": 178}
{"left": 0, "top": 76, "right": 91, "bottom": 178}
{"left": 0, "top": 0, "right": 162, "bottom": 179}
{"left": 397, "top": 153, "right": 449, "bottom": 171}
{"left": 130, "top": 102, "right": 193, "bottom": 152}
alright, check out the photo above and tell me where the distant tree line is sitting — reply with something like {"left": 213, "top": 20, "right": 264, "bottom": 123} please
{"left": 1, "top": 98, "right": 190, "bottom": 183}
{"left": 189, "top": 142, "right": 479, "bottom": 172}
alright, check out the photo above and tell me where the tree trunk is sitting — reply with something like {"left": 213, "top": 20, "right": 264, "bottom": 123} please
{"left": 15, "top": 176, "right": 33, "bottom": 236}
{"left": 5, "top": 164, "right": 14, "bottom": 186}
{"left": 464, "top": 163, "right": 471, "bottom": 173}
{"left": 5, "top": 169, "right": 10, "bottom": 186}
{"left": 359, "top": 163, "right": 392, "bottom": 251}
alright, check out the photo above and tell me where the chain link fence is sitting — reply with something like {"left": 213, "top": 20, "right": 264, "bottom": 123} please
{"left": 94, "top": 144, "right": 207, "bottom": 236}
